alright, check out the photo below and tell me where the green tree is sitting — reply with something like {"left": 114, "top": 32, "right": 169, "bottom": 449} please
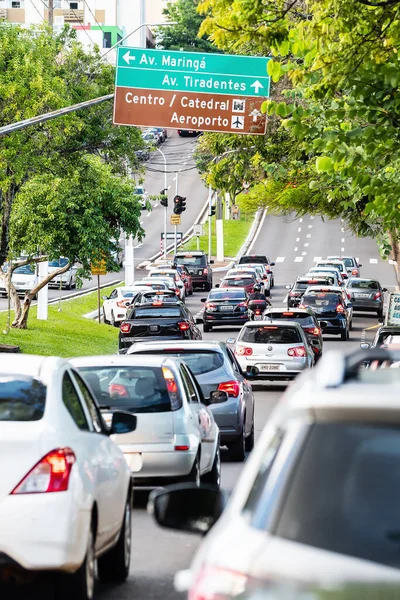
{"left": 158, "top": 0, "right": 216, "bottom": 52}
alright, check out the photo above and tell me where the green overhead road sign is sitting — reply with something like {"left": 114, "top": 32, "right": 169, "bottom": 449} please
{"left": 116, "top": 47, "right": 271, "bottom": 98}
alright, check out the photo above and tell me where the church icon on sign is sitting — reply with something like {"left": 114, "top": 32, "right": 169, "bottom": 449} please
{"left": 231, "top": 115, "right": 245, "bottom": 129}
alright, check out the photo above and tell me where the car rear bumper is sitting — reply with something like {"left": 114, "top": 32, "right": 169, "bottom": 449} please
{"left": 317, "top": 317, "right": 347, "bottom": 334}
{"left": 204, "top": 314, "right": 248, "bottom": 326}
{"left": 351, "top": 299, "right": 383, "bottom": 311}
{"left": 120, "top": 442, "right": 197, "bottom": 484}
{"left": 237, "top": 357, "right": 309, "bottom": 379}
{"left": 0, "top": 492, "right": 90, "bottom": 574}
{"left": 119, "top": 334, "right": 186, "bottom": 349}
{"left": 191, "top": 276, "right": 210, "bottom": 286}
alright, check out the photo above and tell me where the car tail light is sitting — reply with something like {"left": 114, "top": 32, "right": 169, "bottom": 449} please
{"left": 304, "top": 326, "right": 321, "bottom": 335}
{"left": 265, "top": 266, "right": 271, "bottom": 272}
{"left": 205, "top": 302, "right": 217, "bottom": 311}
{"left": 117, "top": 300, "right": 128, "bottom": 308}
{"left": 217, "top": 380, "right": 241, "bottom": 397}
{"left": 255, "top": 310, "right": 261, "bottom": 315}
{"left": 162, "top": 366, "right": 178, "bottom": 394}
{"left": 287, "top": 345, "right": 306, "bottom": 357}
{"left": 235, "top": 346, "right": 253, "bottom": 357}
{"left": 120, "top": 322, "right": 131, "bottom": 333}
{"left": 178, "top": 321, "right": 190, "bottom": 331}
{"left": 289, "top": 291, "right": 298, "bottom": 296}
{"left": 336, "top": 304, "right": 345, "bottom": 313}
{"left": 189, "top": 565, "right": 248, "bottom": 600}
{"left": 203, "top": 268, "right": 209, "bottom": 274}
{"left": 352, "top": 269, "right": 359, "bottom": 275}
{"left": 174, "top": 445, "right": 190, "bottom": 451}
{"left": 11, "top": 448, "right": 76, "bottom": 494}
{"left": 373, "top": 291, "right": 382, "bottom": 300}
{"left": 175, "top": 289, "right": 180, "bottom": 296}
{"left": 109, "top": 383, "right": 129, "bottom": 397}
{"left": 347, "top": 293, "right": 352, "bottom": 300}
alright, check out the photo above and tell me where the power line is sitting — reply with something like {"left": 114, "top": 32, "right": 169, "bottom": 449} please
{"left": 29, "top": 0, "right": 45, "bottom": 21}
{"left": 82, "top": 0, "right": 106, "bottom": 34}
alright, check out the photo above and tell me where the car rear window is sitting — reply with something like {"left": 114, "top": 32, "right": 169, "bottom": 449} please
{"left": 14, "top": 265, "right": 35, "bottom": 275}
{"left": 293, "top": 282, "right": 309, "bottom": 291}
{"left": 318, "top": 262, "right": 344, "bottom": 272}
{"left": 266, "top": 313, "right": 315, "bottom": 326}
{"left": 302, "top": 293, "right": 341, "bottom": 307}
{"left": 276, "top": 422, "right": 400, "bottom": 569}
{"left": 349, "top": 280, "right": 379, "bottom": 290}
{"left": 223, "top": 277, "right": 254, "bottom": 287}
{"left": 240, "top": 325, "right": 302, "bottom": 344}
{"left": 209, "top": 291, "right": 246, "bottom": 301}
{"left": 176, "top": 254, "right": 206, "bottom": 266}
{"left": 77, "top": 366, "right": 178, "bottom": 412}
{"left": 131, "top": 307, "right": 182, "bottom": 319}
{"left": 239, "top": 256, "right": 268, "bottom": 264}
{"left": 135, "top": 350, "right": 224, "bottom": 376}
{"left": 0, "top": 376, "right": 46, "bottom": 421}
{"left": 121, "top": 290, "right": 139, "bottom": 298}
{"left": 49, "top": 258, "right": 69, "bottom": 268}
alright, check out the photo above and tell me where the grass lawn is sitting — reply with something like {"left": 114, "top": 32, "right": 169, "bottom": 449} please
{"left": 180, "top": 214, "right": 254, "bottom": 258}
{"left": 0, "top": 283, "right": 122, "bottom": 357}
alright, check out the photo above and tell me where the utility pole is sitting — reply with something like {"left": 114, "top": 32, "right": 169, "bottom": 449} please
{"left": 48, "top": 0, "right": 54, "bottom": 28}
{"left": 216, "top": 192, "right": 224, "bottom": 262}
{"left": 157, "top": 148, "right": 168, "bottom": 259}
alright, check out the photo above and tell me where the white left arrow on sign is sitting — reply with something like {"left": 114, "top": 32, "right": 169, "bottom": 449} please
{"left": 250, "top": 80, "right": 264, "bottom": 94}
{"left": 123, "top": 51, "right": 136, "bottom": 64}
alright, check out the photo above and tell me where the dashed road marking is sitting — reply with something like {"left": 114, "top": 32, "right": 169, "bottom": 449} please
{"left": 341, "top": 227, "right": 345, "bottom": 232}
{"left": 370, "top": 258, "right": 378, "bottom": 264}
{"left": 302, "top": 251, "right": 307, "bottom": 256}
{"left": 299, "top": 218, "right": 303, "bottom": 223}
{"left": 296, "top": 237, "right": 300, "bottom": 242}
{"left": 341, "top": 247, "right": 345, "bottom": 252}
{"left": 294, "top": 247, "right": 298, "bottom": 252}
{"left": 341, "top": 238, "right": 345, "bottom": 243}
{"left": 134, "top": 243, "right": 143, "bottom": 249}
{"left": 297, "top": 227, "right": 302, "bottom": 232}
{"left": 313, "top": 256, "right": 322, "bottom": 262}
{"left": 310, "top": 216, "right": 315, "bottom": 220}
{"left": 306, "top": 233, "right": 311, "bottom": 239}
{"left": 294, "top": 256, "right": 304, "bottom": 262}
{"left": 304, "top": 243, "right": 309, "bottom": 247}
{"left": 154, "top": 202, "right": 159, "bottom": 208}
{"left": 146, "top": 212, "right": 151, "bottom": 217}
{"left": 308, "top": 225, "right": 313, "bottom": 229}
{"left": 276, "top": 256, "right": 285, "bottom": 262}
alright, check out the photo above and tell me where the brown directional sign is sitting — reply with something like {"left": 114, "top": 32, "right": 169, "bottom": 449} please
{"left": 113, "top": 88, "right": 267, "bottom": 135}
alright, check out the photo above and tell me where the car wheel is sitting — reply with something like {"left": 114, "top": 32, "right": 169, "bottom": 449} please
{"left": 377, "top": 309, "right": 383, "bottom": 319}
{"left": 66, "top": 278, "right": 72, "bottom": 290}
{"left": 201, "top": 444, "right": 221, "bottom": 489}
{"left": 229, "top": 428, "right": 246, "bottom": 462}
{"left": 103, "top": 309, "right": 109, "bottom": 325}
{"left": 271, "top": 276, "right": 275, "bottom": 288}
{"left": 98, "top": 497, "right": 132, "bottom": 583}
{"left": 186, "top": 453, "right": 201, "bottom": 486}
{"left": 341, "top": 328, "right": 348, "bottom": 341}
{"left": 205, "top": 281, "right": 211, "bottom": 291}
{"left": 58, "top": 524, "right": 95, "bottom": 600}
{"left": 245, "top": 421, "right": 255, "bottom": 452}
{"left": 349, "top": 319, "right": 353, "bottom": 331}
{"left": 111, "top": 311, "right": 117, "bottom": 327}
{"left": 203, "top": 322, "right": 212, "bottom": 333}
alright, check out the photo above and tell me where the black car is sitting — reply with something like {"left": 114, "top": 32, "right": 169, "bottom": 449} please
{"left": 119, "top": 301, "right": 202, "bottom": 351}
{"left": 301, "top": 291, "right": 351, "bottom": 340}
{"left": 264, "top": 307, "right": 324, "bottom": 361}
{"left": 286, "top": 276, "right": 335, "bottom": 308}
{"left": 201, "top": 287, "right": 249, "bottom": 332}
{"left": 238, "top": 254, "right": 275, "bottom": 287}
{"left": 174, "top": 251, "right": 213, "bottom": 290}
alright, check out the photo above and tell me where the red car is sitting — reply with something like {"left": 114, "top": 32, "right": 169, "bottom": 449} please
{"left": 176, "top": 265, "right": 193, "bottom": 296}
{"left": 219, "top": 275, "right": 256, "bottom": 295}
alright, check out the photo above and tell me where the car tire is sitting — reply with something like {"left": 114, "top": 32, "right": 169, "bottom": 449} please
{"left": 245, "top": 422, "right": 255, "bottom": 452}
{"left": 201, "top": 444, "right": 221, "bottom": 489}
{"left": 103, "top": 309, "right": 109, "bottom": 325}
{"left": 377, "top": 310, "right": 383, "bottom": 319}
{"left": 341, "top": 328, "right": 348, "bottom": 341}
{"left": 111, "top": 311, "right": 117, "bottom": 327}
{"left": 188, "top": 288, "right": 193, "bottom": 296}
{"left": 58, "top": 524, "right": 95, "bottom": 600}
{"left": 97, "top": 497, "right": 132, "bottom": 584}
{"left": 229, "top": 428, "right": 246, "bottom": 462}
{"left": 66, "top": 278, "right": 72, "bottom": 290}
{"left": 349, "top": 319, "right": 353, "bottom": 331}
{"left": 205, "top": 281, "right": 211, "bottom": 291}
{"left": 271, "top": 276, "right": 275, "bottom": 288}
{"left": 186, "top": 453, "right": 201, "bottom": 486}
{"left": 203, "top": 322, "right": 212, "bottom": 332}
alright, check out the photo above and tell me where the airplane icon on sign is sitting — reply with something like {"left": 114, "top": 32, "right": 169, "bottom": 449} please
{"left": 231, "top": 116, "right": 245, "bottom": 129}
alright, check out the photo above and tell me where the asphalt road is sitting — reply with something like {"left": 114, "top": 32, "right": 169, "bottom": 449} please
{"left": 2, "top": 169, "right": 399, "bottom": 600}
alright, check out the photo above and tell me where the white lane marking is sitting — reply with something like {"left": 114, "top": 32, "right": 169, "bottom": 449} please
{"left": 302, "top": 251, "right": 307, "bottom": 256}
{"left": 308, "top": 225, "right": 313, "bottom": 229}
{"left": 297, "top": 227, "right": 302, "bottom": 232}
{"left": 154, "top": 202, "right": 159, "bottom": 208}
{"left": 313, "top": 256, "right": 322, "bottom": 262}
{"left": 276, "top": 256, "right": 285, "bottom": 262}
{"left": 146, "top": 212, "right": 151, "bottom": 217}
{"left": 294, "top": 247, "right": 298, "bottom": 251}
{"left": 282, "top": 294, "right": 288, "bottom": 304}
{"left": 296, "top": 237, "right": 300, "bottom": 242}
{"left": 299, "top": 218, "right": 303, "bottom": 223}
{"left": 134, "top": 243, "right": 143, "bottom": 249}
{"left": 341, "top": 238, "right": 345, "bottom": 243}
{"left": 341, "top": 247, "right": 345, "bottom": 252}
{"left": 304, "top": 243, "right": 309, "bottom": 247}
{"left": 370, "top": 258, "right": 378, "bottom": 264}
{"left": 140, "top": 221, "right": 144, "bottom": 225}
{"left": 341, "top": 227, "right": 345, "bottom": 232}
{"left": 306, "top": 233, "right": 311, "bottom": 239}
{"left": 294, "top": 256, "right": 304, "bottom": 262}
{"left": 310, "top": 215, "right": 315, "bottom": 219}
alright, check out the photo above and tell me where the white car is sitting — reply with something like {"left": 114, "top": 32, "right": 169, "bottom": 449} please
{"left": 307, "top": 267, "right": 344, "bottom": 285}
{"left": 315, "top": 259, "right": 348, "bottom": 280}
{"left": 48, "top": 257, "right": 77, "bottom": 290}
{"left": 327, "top": 255, "right": 362, "bottom": 277}
{"left": 133, "top": 185, "right": 148, "bottom": 210}
{"left": 148, "top": 268, "right": 185, "bottom": 300}
{"left": 102, "top": 286, "right": 145, "bottom": 326}
{"left": 0, "top": 263, "right": 39, "bottom": 296}
{"left": 233, "top": 320, "right": 314, "bottom": 380}
{"left": 143, "top": 275, "right": 183, "bottom": 300}
{"left": 149, "top": 347, "right": 400, "bottom": 598}
{"left": 0, "top": 355, "right": 137, "bottom": 599}
{"left": 70, "top": 355, "right": 226, "bottom": 489}
{"left": 129, "top": 280, "right": 169, "bottom": 292}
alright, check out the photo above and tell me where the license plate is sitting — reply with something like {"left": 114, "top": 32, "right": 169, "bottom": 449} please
{"left": 356, "top": 294, "right": 369, "bottom": 298}
{"left": 254, "top": 315, "right": 263, "bottom": 320}
{"left": 220, "top": 306, "right": 233, "bottom": 311}
{"left": 123, "top": 453, "right": 143, "bottom": 473}
{"left": 258, "top": 364, "right": 280, "bottom": 371}
{"left": 149, "top": 324, "right": 160, "bottom": 332}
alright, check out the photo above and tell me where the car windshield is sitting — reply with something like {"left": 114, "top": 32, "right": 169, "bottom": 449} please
{"left": 136, "top": 350, "right": 224, "bottom": 376}
{"left": 49, "top": 258, "right": 69, "bottom": 268}
{"left": 13, "top": 265, "right": 35, "bottom": 275}
{"left": 209, "top": 291, "right": 246, "bottom": 301}
{"left": 240, "top": 325, "right": 302, "bottom": 344}
{"left": 176, "top": 255, "right": 206, "bottom": 266}
{"left": 266, "top": 313, "right": 315, "bottom": 327}
{"left": 223, "top": 278, "right": 254, "bottom": 287}
{"left": 132, "top": 307, "right": 182, "bottom": 319}
{"left": 134, "top": 188, "right": 144, "bottom": 195}
{"left": 77, "top": 366, "right": 173, "bottom": 413}
{"left": 0, "top": 376, "right": 46, "bottom": 421}
{"left": 349, "top": 280, "right": 379, "bottom": 290}
{"left": 276, "top": 422, "right": 400, "bottom": 569}
{"left": 302, "top": 293, "right": 341, "bottom": 308}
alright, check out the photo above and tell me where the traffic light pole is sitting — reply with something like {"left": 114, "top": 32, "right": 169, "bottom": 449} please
{"left": 174, "top": 171, "right": 179, "bottom": 256}
{"left": 157, "top": 147, "right": 168, "bottom": 259}
{"left": 208, "top": 184, "right": 212, "bottom": 261}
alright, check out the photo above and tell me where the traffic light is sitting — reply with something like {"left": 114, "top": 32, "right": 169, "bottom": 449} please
{"left": 173, "top": 195, "right": 187, "bottom": 215}
{"left": 209, "top": 205, "right": 216, "bottom": 217}
{"left": 160, "top": 195, "right": 168, "bottom": 207}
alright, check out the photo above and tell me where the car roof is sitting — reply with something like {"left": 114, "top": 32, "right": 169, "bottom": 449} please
{"left": 265, "top": 307, "right": 314, "bottom": 315}
{"left": 348, "top": 278, "right": 378, "bottom": 283}
{"left": 69, "top": 355, "right": 184, "bottom": 369}
{"left": 0, "top": 355, "right": 66, "bottom": 383}
{"left": 128, "top": 340, "right": 225, "bottom": 353}
{"left": 242, "top": 320, "right": 303, "bottom": 329}
{"left": 209, "top": 287, "right": 246, "bottom": 293}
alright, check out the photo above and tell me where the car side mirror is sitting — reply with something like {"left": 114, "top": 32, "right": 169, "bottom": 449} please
{"left": 209, "top": 260, "right": 214, "bottom": 264}
{"left": 200, "top": 298, "right": 207, "bottom": 303}
{"left": 109, "top": 411, "right": 137, "bottom": 435}
{"left": 226, "top": 337, "right": 236, "bottom": 344}
{"left": 319, "top": 321, "right": 328, "bottom": 329}
{"left": 208, "top": 390, "right": 228, "bottom": 404}
{"left": 270, "top": 262, "right": 275, "bottom": 267}
{"left": 102, "top": 295, "right": 108, "bottom": 300}
{"left": 245, "top": 366, "right": 259, "bottom": 378}
{"left": 285, "top": 285, "right": 292, "bottom": 290}
{"left": 215, "top": 284, "right": 220, "bottom": 288}
{"left": 383, "top": 287, "right": 388, "bottom": 292}
{"left": 148, "top": 484, "right": 224, "bottom": 535}
{"left": 310, "top": 339, "right": 319, "bottom": 345}
{"left": 195, "top": 316, "right": 203, "bottom": 324}
{"left": 360, "top": 342, "right": 371, "bottom": 350}
{"left": 358, "top": 263, "right": 362, "bottom": 267}
{"left": 346, "top": 302, "right": 353, "bottom": 308}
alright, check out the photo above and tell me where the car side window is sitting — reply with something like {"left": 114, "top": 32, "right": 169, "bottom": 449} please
{"left": 71, "top": 371, "right": 104, "bottom": 433}
{"left": 180, "top": 365, "right": 199, "bottom": 403}
{"left": 226, "top": 347, "right": 241, "bottom": 373}
{"left": 110, "top": 289, "right": 117, "bottom": 299}
{"left": 62, "top": 372, "right": 90, "bottom": 431}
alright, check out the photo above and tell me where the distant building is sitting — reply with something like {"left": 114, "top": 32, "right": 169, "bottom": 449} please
{"left": 0, "top": 0, "right": 178, "bottom": 60}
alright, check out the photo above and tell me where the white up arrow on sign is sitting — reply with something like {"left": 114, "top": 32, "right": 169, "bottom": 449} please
{"left": 250, "top": 109, "right": 262, "bottom": 122}
{"left": 122, "top": 51, "right": 136, "bottom": 64}
{"left": 250, "top": 80, "right": 264, "bottom": 94}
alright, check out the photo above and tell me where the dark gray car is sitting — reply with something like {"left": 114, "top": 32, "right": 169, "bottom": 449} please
{"left": 127, "top": 340, "right": 255, "bottom": 461}
{"left": 345, "top": 278, "right": 387, "bottom": 318}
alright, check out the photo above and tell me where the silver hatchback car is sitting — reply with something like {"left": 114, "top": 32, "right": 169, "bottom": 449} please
{"left": 234, "top": 320, "right": 315, "bottom": 380}
{"left": 70, "top": 355, "right": 226, "bottom": 489}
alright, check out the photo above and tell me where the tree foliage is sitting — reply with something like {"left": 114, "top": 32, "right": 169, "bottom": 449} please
{"left": 157, "top": 0, "right": 216, "bottom": 52}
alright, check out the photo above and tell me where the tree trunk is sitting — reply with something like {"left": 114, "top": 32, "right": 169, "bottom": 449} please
{"left": 0, "top": 184, "right": 18, "bottom": 268}
{"left": 13, "top": 292, "right": 34, "bottom": 329}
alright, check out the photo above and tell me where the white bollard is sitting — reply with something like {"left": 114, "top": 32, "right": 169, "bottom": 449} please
{"left": 37, "top": 261, "right": 49, "bottom": 320}
{"left": 125, "top": 236, "right": 135, "bottom": 286}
